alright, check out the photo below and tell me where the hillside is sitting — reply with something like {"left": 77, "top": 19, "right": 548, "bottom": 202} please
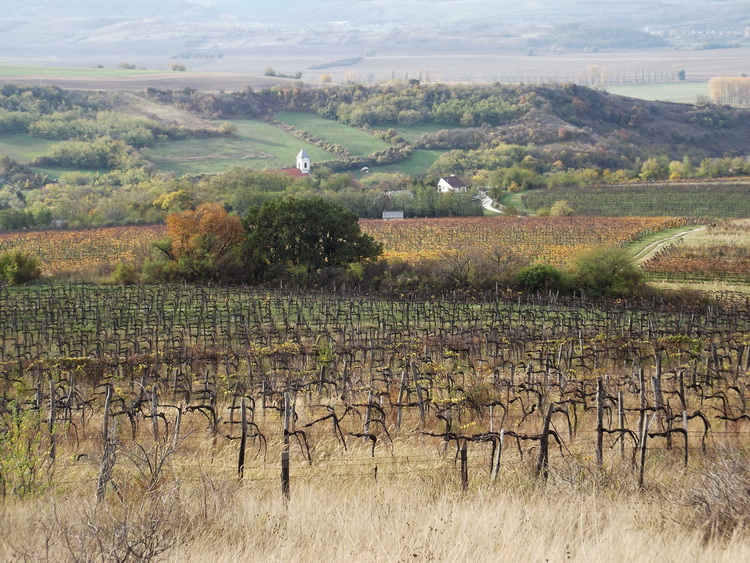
{"left": 1, "top": 81, "right": 750, "bottom": 231}
{"left": 161, "top": 82, "right": 750, "bottom": 167}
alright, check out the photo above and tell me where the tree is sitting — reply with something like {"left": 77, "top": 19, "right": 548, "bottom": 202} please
{"left": 549, "top": 200, "right": 574, "bottom": 216}
{"left": 567, "top": 246, "right": 643, "bottom": 298}
{"left": 639, "top": 157, "right": 668, "bottom": 181}
{"left": 243, "top": 196, "right": 382, "bottom": 279}
{"left": 155, "top": 203, "right": 245, "bottom": 282}
{"left": 0, "top": 251, "right": 41, "bottom": 284}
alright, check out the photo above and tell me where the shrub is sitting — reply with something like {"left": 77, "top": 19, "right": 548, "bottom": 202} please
{"left": 567, "top": 246, "right": 643, "bottom": 298}
{"left": 0, "top": 251, "right": 42, "bottom": 284}
{"left": 110, "top": 262, "right": 141, "bottom": 285}
{"left": 0, "top": 409, "right": 51, "bottom": 498}
{"left": 516, "top": 263, "right": 566, "bottom": 293}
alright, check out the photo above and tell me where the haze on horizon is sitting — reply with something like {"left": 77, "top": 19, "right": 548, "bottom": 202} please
{"left": 0, "top": 0, "right": 747, "bottom": 90}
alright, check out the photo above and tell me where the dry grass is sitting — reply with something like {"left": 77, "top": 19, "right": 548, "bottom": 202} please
{"left": 3, "top": 417, "right": 750, "bottom": 562}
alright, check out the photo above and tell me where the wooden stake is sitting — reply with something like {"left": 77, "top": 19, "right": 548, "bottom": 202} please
{"left": 281, "top": 392, "right": 291, "bottom": 501}
{"left": 618, "top": 391, "right": 625, "bottom": 459}
{"left": 151, "top": 385, "right": 159, "bottom": 442}
{"left": 96, "top": 384, "right": 114, "bottom": 503}
{"left": 460, "top": 440, "right": 469, "bottom": 492}
{"left": 596, "top": 377, "right": 604, "bottom": 467}
{"left": 48, "top": 377, "right": 56, "bottom": 462}
{"left": 238, "top": 397, "right": 248, "bottom": 479}
{"left": 535, "top": 403, "right": 555, "bottom": 480}
{"left": 396, "top": 370, "right": 407, "bottom": 429}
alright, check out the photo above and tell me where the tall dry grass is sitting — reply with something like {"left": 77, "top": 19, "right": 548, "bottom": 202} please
{"left": 3, "top": 426, "right": 750, "bottom": 562}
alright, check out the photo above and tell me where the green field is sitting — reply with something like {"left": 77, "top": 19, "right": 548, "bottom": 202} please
{"left": 361, "top": 149, "right": 444, "bottom": 176}
{"left": 147, "top": 119, "right": 339, "bottom": 175}
{"left": 607, "top": 82, "right": 709, "bottom": 103}
{"left": 276, "top": 111, "right": 390, "bottom": 156}
{"left": 372, "top": 122, "right": 450, "bottom": 143}
{"left": 0, "top": 134, "right": 55, "bottom": 162}
{"left": 0, "top": 64, "right": 160, "bottom": 78}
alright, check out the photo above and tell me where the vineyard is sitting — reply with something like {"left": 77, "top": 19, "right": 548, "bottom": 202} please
{"left": 0, "top": 216, "right": 690, "bottom": 277}
{"left": 0, "top": 225, "right": 163, "bottom": 277}
{"left": 2, "top": 285, "right": 750, "bottom": 558}
{"left": 643, "top": 219, "right": 750, "bottom": 284}
{"left": 359, "top": 216, "right": 687, "bottom": 264}
{"left": 520, "top": 181, "right": 750, "bottom": 218}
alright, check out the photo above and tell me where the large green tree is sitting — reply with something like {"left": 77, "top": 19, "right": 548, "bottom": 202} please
{"left": 243, "top": 196, "right": 382, "bottom": 278}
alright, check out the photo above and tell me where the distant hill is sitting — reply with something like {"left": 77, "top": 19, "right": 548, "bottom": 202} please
{"left": 2, "top": 0, "right": 747, "bottom": 50}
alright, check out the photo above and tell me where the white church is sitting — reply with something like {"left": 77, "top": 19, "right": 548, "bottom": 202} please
{"left": 273, "top": 148, "right": 312, "bottom": 178}
{"left": 296, "top": 149, "right": 311, "bottom": 174}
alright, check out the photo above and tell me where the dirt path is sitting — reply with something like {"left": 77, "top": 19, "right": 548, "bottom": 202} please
{"left": 632, "top": 226, "right": 706, "bottom": 265}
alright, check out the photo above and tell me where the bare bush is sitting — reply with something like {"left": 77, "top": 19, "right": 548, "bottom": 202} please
{"left": 677, "top": 446, "right": 750, "bottom": 542}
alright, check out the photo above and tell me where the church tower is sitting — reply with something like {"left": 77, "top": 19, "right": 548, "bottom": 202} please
{"left": 296, "top": 149, "right": 311, "bottom": 174}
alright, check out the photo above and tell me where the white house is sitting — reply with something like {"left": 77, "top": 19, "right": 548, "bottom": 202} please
{"left": 437, "top": 175, "right": 468, "bottom": 193}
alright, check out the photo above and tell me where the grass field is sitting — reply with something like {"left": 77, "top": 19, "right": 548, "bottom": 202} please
{"left": 360, "top": 149, "right": 444, "bottom": 175}
{"left": 276, "top": 111, "right": 390, "bottom": 156}
{"left": 607, "top": 81, "right": 709, "bottom": 103}
{"left": 0, "top": 134, "right": 55, "bottom": 163}
{"left": 372, "top": 122, "right": 450, "bottom": 143}
{"left": 0, "top": 65, "right": 159, "bottom": 78}
{"left": 147, "top": 119, "right": 339, "bottom": 175}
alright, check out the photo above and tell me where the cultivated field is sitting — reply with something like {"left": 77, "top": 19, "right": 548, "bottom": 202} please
{"left": 520, "top": 181, "right": 750, "bottom": 218}
{"left": 0, "top": 225, "right": 164, "bottom": 278}
{"left": 4, "top": 46, "right": 750, "bottom": 93}
{"left": 362, "top": 216, "right": 690, "bottom": 264}
{"left": 1, "top": 285, "right": 750, "bottom": 559}
{"left": 643, "top": 219, "right": 750, "bottom": 284}
{"left": 0, "top": 217, "right": 689, "bottom": 277}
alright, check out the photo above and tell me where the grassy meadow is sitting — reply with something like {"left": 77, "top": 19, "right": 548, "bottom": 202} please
{"left": 147, "top": 119, "right": 339, "bottom": 175}
{"left": 0, "top": 134, "right": 55, "bottom": 163}
{"left": 607, "top": 81, "right": 709, "bottom": 103}
{"left": 276, "top": 111, "right": 390, "bottom": 156}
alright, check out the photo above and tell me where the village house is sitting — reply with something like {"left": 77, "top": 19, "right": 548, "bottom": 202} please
{"left": 437, "top": 175, "right": 468, "bottom": 193}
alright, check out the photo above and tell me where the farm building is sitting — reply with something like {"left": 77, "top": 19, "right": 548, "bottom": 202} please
{"left": 382, "top": 211, "right": 405, "bottom": 220}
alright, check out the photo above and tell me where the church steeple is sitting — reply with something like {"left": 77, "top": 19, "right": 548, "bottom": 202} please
{"left": 296, "top": 149, "right": 310, "bottom": 174}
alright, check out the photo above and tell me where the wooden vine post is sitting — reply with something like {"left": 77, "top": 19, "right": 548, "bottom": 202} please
{"left": 617, "top": 391, "right": 625, "bottom": 459}
{"left": 596, "top": 377, "right": 604, "bottom": 467}
{"left": 460, "top": 439, "right": 469, "bottom": 492}
{"left": 238, "top": 397, "right": 248, "bottom": 479}
{"left": 281, "top": 392, "right": 291, "bottom": 501}
{"left": 151, "top": 385, "right": 159, "bottom": 442}
{"left": 638, "top": 413, "right": 654, "bottom": 488}
{"left": 96, "top": 384, "right": 115, "bottom": 503}
{"left": 48, "top": 377, "right": 56, "bottom": 462}
{"left": 535, "top": 403, "right": 555, "bottom": 480}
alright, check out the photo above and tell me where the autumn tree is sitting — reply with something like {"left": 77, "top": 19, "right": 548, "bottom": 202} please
{"left": 153, "top": 203, "right": 245, "bottom": 282}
